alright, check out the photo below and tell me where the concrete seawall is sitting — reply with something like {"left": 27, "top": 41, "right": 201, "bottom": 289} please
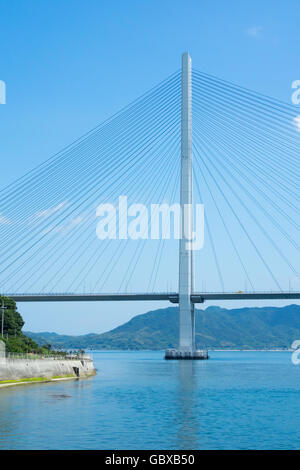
{"left": 0, "top": 355, "right": 96, "bottom": 387}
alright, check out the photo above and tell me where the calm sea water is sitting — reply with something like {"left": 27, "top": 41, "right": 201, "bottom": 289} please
{"left": 0, "top": 350, "right": 300, "bottom": 450}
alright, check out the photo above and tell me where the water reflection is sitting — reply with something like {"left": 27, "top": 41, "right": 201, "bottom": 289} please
{"left": 174, "top": 360, "right": 198, "bottom": 449}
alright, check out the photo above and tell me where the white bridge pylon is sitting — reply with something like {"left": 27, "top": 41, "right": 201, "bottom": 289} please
{"left": 166, "top": 52, "right": 208, "bottom": 360}
{"left": 178, "top": 52, "right": 195, "bottom": 354}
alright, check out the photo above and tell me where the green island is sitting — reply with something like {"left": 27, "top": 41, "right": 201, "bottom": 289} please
{"left": 25, "top": 304, "right": 300, "bottom": 351}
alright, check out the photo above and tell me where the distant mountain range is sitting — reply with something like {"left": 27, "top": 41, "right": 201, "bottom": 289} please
{"left": 24, "top": 304, "right": 300, "bottom": 350}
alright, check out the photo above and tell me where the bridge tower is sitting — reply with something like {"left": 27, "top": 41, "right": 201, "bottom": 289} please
{"left": 179, "top": 52, "right": 194, "bottom": 352}
{"left": 165, "top": 53, "right": 207, "bottom": 360}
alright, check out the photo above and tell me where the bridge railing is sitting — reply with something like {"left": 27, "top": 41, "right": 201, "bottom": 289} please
{"left": 6, "top": 353, "right": 92, "bottom": 361}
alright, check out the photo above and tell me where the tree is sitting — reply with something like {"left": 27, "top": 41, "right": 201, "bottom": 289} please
{"left": 0, "top": 295, "right": 53, "bottom": 354}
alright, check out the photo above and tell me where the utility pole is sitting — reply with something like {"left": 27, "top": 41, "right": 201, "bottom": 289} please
{"left": 1, "top": 299, "right": 4, "bottom": 338}
{"left": 1, "top": 298, "right": 8, "bottom": 339}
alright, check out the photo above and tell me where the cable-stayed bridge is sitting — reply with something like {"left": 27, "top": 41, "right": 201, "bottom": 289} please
{"left": 9, "top": 291, "right": 300, "bottom": 303}
{"left": 0, "top": 53, "right": 299, "bottom": 358}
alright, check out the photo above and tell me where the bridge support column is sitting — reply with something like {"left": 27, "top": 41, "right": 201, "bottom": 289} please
{"left": 179, "top": 52, "right": 194, "bottom": 353}
{"left": 165, "top": 53, "right": 208, "bottom": 361}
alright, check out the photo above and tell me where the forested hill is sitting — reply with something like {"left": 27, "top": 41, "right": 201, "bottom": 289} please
{"left": 0, "top": 295, "right": 50, "bottom": 353}
{"left": 25, "top": 304, "right": 300, "bottom": 350}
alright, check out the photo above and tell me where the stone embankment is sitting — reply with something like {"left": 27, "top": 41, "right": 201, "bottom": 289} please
{"left": 0, "top": 341, "right": 96, "bottom": 387}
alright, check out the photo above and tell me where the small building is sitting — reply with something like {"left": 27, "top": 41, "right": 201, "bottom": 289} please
{"left": 0, "top": 340, "right": 5, "bottom": 358}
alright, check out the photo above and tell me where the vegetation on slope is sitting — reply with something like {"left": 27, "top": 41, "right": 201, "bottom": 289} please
{"left": 0, "top": 295, "right": 52, "bottom": 354}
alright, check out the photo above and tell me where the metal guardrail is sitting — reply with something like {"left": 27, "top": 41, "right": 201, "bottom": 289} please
{"left": 6, "top": 353, "right": 92, "bottom": 361}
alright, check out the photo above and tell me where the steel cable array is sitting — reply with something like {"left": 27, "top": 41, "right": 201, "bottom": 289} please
{"left": 0, "top": 68, "right": 299, "bottom": 294}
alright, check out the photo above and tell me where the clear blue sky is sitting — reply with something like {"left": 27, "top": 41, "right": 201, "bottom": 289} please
{"left": 0, "top": 0, "right": 299, "bottom": 334}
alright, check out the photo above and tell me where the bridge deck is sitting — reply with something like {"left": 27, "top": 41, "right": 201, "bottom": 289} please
{"left": 5, "top": 292, "right": 300, "bottom": 303}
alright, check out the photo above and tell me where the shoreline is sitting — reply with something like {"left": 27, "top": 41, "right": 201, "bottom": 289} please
{"left": 89, "top": 348, "right": 292, "bottom": 352}
{"left": 0, "top": 372, "right": 96, "bottom": 389}
{"left": 211, "top": 349, "right": 292, "bottom": 352}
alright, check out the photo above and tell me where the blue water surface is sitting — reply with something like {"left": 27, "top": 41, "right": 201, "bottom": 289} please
{"left": 0, "top": 350, "right": 300, "bottom": 450}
